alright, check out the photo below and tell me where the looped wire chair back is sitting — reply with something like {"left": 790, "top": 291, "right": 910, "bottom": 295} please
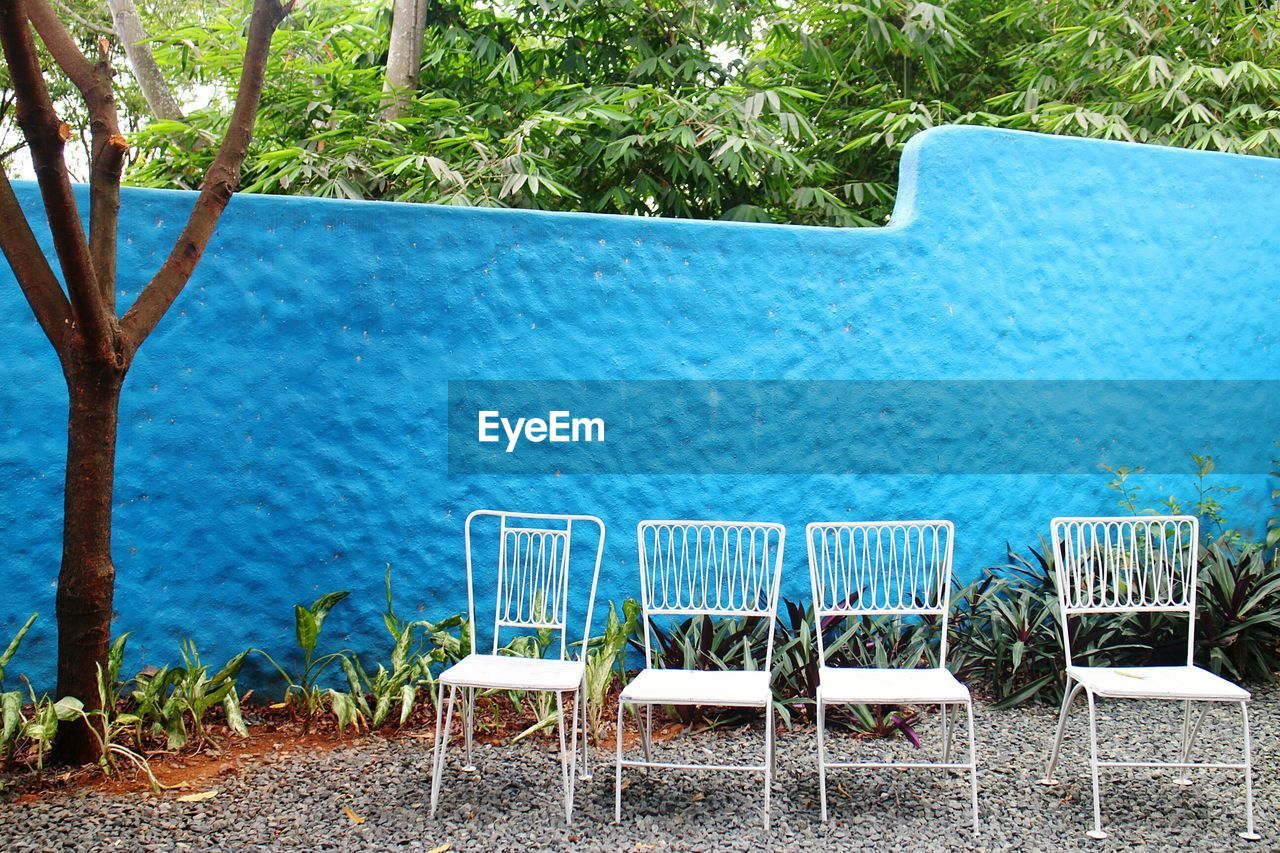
{"left": 637, "top": 519, "right": 786, "bottom": 669}
{"left": 806, "top": 520, "right": 955, "bottom": 664}
{"left": 1051, "top": 515, "right": 1199, "bottom": 614}
{"left": 807, "top": 520, "right": 954, "bottom": 617}
{"left": 1050, "top": 514, "right": 1199, "bottom": 667}
{"left": 466, "top": 510, "right": 604, "bottom": 660}
{"left": 638, "top": 520, "right": 785, "bottom": 616}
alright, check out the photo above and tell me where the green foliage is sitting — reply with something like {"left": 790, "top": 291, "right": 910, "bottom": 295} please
{"left": 1268, "top": 443, "right": 1280, "bottom": 552}
{"left": 639, "top": 601, "right": 936, "bottom": 740}
{"left": 102, "top": 0, "right": 1280, "bottom": 226}
{"left": 990, "top": 0, "right": 1280, "bottom": 154}
{"left": 129, "top": 640, "right": 250, "bottom": 750}
{"left": 255, "top": 589, "right": 355, "bottom": 731}
{"left": 0, "top": 611, "right": 37, "bottom": 691}
{"left": 952, "top": 534, "right": 1280, "bottom": 708}
{"left": 1103, "top": 453, "right": 1248, "bottom": 543}
{"left": 0, "top": 1, "right": 144, "bottom": 174}
{"left": 2, "top": 686, "right": 83, "bottom": 770}
{"left": 582, "top": 598, "right": 641, "bottom": 738}
{"left": 1194, "top": 539, "right": 1280, "bottom": 684}
{"left": 347, "top": 568, "right": 469, "bottom": 729}
{"left": 949, "top": 542, "right": 1157, "bottom": 708}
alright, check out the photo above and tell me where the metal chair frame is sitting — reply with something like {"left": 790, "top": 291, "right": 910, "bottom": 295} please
{"left": 1038, "top": 515, "right": 1260, "bottom": 841}
{"left": 430, "top": 509, "right": 605, "bottom": 824}
{"left": 614, "top": 519, "right": 786, "bottom": 829}
{"left": 807, "top": 519, "right": 978, "bottom": 832}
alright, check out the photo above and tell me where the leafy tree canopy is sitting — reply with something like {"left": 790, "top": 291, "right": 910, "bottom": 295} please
{"left": 7, "top": 0, "right": 1280, "bottom": 225}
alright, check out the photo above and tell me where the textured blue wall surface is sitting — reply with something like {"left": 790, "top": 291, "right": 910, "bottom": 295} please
{"left": 1, "top": 126, "right": 1276, "bottom": 692}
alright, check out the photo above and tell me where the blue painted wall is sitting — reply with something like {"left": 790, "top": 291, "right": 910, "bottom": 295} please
{"left": 1, "top": 127, "right": 1276, "bottom": 692}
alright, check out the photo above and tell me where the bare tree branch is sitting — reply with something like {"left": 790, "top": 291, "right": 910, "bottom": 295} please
{"left": 0, "top": 159, "right": 74, "bottom": 351}
{"left": 27, "top": 0, "right": 129, "bottom": 315}
{"left": 0, "top": 0, "right": 111, "bottom": 355}
{"left": 121, "top": 0, "right": 292, "bottom": 353}
{"left": 52, "top": 0, "right": 113, "bottom": 37}
{"left": 105, "top": 0, "right": 183, "bottom": 122}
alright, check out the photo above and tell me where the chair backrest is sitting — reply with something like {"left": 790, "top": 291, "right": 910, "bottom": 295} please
{"left": 1050, "top": 514, "right": 1199, "bottom": 667}
{"left": 464, "top": 509, "right": 605, "bottom": 661}
{"left": 806, "top": 520, "right": 956, "bottom": 665}
{"left": 636, "top": 519, "right": 786, "bottom": 670}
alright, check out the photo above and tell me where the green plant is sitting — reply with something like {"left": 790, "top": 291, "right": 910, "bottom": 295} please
{"left": 951, "top": 542, "right": 1158, "bottom": 708}
{"left": 1, "top": 612, "right": 39, "bottom": 759}
{"left": 581, "top": 598, "right": 641, "bottom": 738}
{"left": 5, "top": 682, "right": 83, "bottom": 769}
{"left": 1104, "top": 453, "right": 1247, "bottom": 544}
{"left": 256, "top": 590, "right": 354, "bottom": 731}
{"left": 772, "top": 599, "right": 940, "bottom": 739}
{"left": 83, "top": 663, "right": 163, "bottom": 792}
{"left": 130, "top": 640, "right": 250, "bottom": 749}
{"left": 346, "top": 567, "right": 452, "bottom": 729}
{"left": 1267, "top": 443, "right": 1279, "bottom": 552}
{"left": 1194, "top": 539, "right": 1280, "bottom": 684}
{"left": 504, "top": 597, "right": 559, "bottom": 742}
{"left": 0, "top": 612, "right": 37, "bottom": 692}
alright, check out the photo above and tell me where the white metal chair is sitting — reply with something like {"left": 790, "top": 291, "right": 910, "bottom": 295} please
{"left": 614, "top": 519, "right": 786, "bottom": 829}
{"left": 430, "top": 510, "right": 604, "bottom": 824}
{"left": 1038, "top": 515, "right": 1260, "bottom": 841}
{"left": 807, "top": 520, "right": 979, "bottom": 832}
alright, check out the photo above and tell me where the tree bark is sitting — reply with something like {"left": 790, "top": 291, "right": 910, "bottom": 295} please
{"left": 382, "top": 0, "right": 427, "bottom": 120}
{"left": 53, "top": 353, "right": 126, "bottom": 761}
{"left": 103, "top": 0, "right": 183, "bottom": 122}
{"left": 0, "top": 0, "right": 293, "bottom": 766}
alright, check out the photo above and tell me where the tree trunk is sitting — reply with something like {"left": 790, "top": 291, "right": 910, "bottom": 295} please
{"left": 104, "top": 0, "right": 184, "bottom": 122}
{"left": 51, "top": 352, "right": 126, "bottom": 765}
{"left": 382, "top": 0, "right": 428, "bottom": 120}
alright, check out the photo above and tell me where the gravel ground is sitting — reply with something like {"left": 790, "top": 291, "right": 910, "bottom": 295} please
{"left": 2, "top": 686, "right": 1277, "bottom": 851}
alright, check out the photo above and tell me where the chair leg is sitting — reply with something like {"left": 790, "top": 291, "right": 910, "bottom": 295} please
{"left": 941, "top": 702, "right": 951, "bottom": 765}
{"left": 1238, "top": 701, "right": 1261, "bottom": 841}
{"left": 614, "top": 700, "right": 626, "bottom": 823}
{"left": 428, "top": 680, "right": 446, "bottom": 815}
{"left": 763, "top": 704, "right": 774, "bottom": 831}
{"left": 462, "top": 686, "right": 476, "bottom": 772}
{"left": 817, "top": 694, "right": 829, "bottom": 822}
{"left": 1039, "top": 679, "right": 1084, "bottom": 785}
{"left": 579, "top": 677, "right": 592, "bottom": 781}
{"left": 965, "top": 699, "right": 979, "bottom": 835}
{"left": 942, "top": 696, "right": 962, "bottom": 763}
{"left": 636, "top": 702, "right": 653, "bottom": 769}
{"left": 643, "top": 703, "right": 654, "bottom": 764}
{"left": 556, "top": 690, "right": 572, "bottom": 824}
{"left": 1084, "top": 690, "right": 1108, "bottom": 840}
{"left": 1174, "top": 701, "right": 1209, "bottom": 786}
{"left": 430, "top": 684, "right": 458, "bottom": 818}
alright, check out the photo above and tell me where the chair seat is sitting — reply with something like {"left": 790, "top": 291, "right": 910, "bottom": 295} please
{"left": 620, "top": 668, "right": 772, "bottom": 708}
{"left": 438, "top": 654, "right": 584, "bottom": 691}
{"left": 1067, "top": 665, "right": 1250, "bottom": 701}
{"left": 818, "top": 666, "right": 971, "bottom": 705}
